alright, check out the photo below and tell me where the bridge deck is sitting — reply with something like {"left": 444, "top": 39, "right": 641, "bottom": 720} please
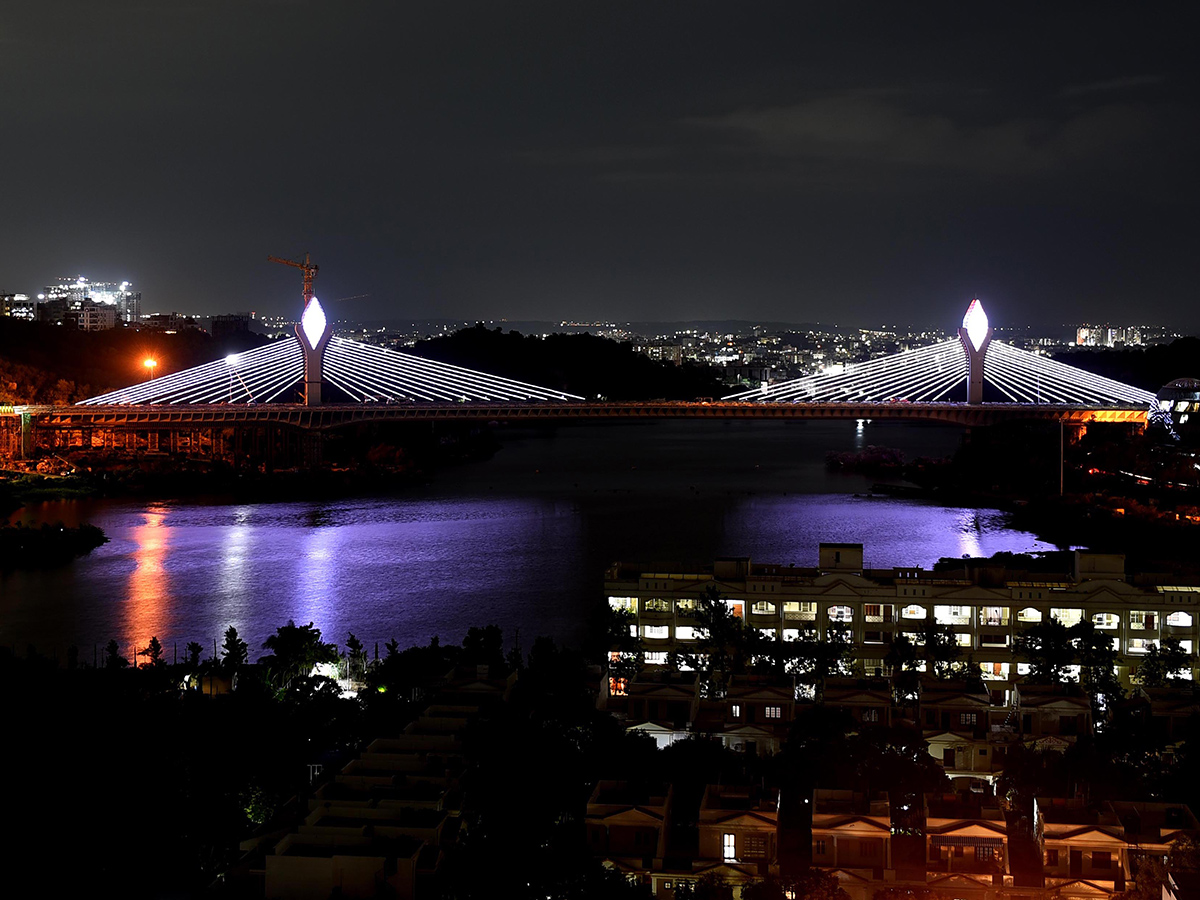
{"left": 15, "top": 401, "right": 1147, "bottom": 429}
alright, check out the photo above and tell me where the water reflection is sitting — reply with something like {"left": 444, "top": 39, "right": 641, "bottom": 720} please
{"left": 297, "top": 525, "right": 339, "bottom": 632}
{"left": 0, "top": 422, "right": 1068, "bottom": 655}
{"left": 956, "top": 509, "right": 984, "bottom": 559}
{"left": 124, "top": 505, "right": 170, "bottom": 655}
{"left": 215, "top": 510, "right": 253, "bottom": 631}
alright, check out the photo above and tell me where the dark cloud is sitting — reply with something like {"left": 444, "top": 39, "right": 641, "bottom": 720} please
{"left": 1, "top": 2, "right": 1198, "bottom": 329}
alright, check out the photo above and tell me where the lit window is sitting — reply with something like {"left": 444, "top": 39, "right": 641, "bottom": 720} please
{"left": 765, "top": 706, "right": 782, "bottom": 719}
{"left": 723, "top": 833, "right": 736, "bottom": 861}
{"left": 608, "top": 596, "right": 636, "bottom": 612}
{"left": 828, "top": 605, "right": 853, "bottom": 622}
{"left": 959, "top": 712, "right": 977, "bottom": 726}
{"left": 1130, "top": 611, "right": 1157, "bottom": 631}
{"left": 644, "top": 652, "right": 668, "bottom": 665}
{"left": 1017, "top": 607, "right": 1042, "bottom": 623}
{"left": 677, "top": 598, "right": 698, "bottom": 612}
{"left": 676, "top": 626, "right": 696, "bottom": 641}
{"left": 1168, "top": 611, "right": 1194, "bottom": 628}
{"left": 1092, "top": 612, "right": 1120, "bottom": 630}
{"left": 644, "top": 598, "right": 671, "bottom": 612}
{"left": 862, "top": 708, "right": 879, "bottom": 723}
{"left": 642, "top": 625, "right": 669, "bottom": 640}
{"left": 609, "top": 677, "right": 627, "bottom": 696}
{"left": 902, "top": 605, "right": 927, "bottom": 620}
{"left": 1051, "top": 608, "right": 1083, "bottom": 627}
{"left": 752, "top": 601, "right": 776, "bottom": 615}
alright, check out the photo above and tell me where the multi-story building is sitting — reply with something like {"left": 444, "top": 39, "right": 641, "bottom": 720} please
{"left": 0, "top": 293, "right": 35, "bottom": 319}
{"left": 40, "top": 277, "right": 140, "bottom": 325}
{"left": 605, "top": 546, "right": 1200, "bottom": 690}
{"left": 1076, "top": 325, "right": 1144, "bottom": 347}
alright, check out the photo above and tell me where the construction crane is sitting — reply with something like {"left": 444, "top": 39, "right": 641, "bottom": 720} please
{"left": 267, "top": 252, "right": 319, "bottom": 307}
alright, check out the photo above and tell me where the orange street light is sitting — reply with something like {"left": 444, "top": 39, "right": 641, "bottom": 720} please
{"left": 143, "top": 358, "right": 158, "bottom": 380}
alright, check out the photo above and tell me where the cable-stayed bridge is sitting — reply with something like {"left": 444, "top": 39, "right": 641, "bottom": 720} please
{"left": 724, "top": 337, "right": 1152, "bottom": 406}
{"left": 0, "top": 298, "right": 1154, "bottom": 464}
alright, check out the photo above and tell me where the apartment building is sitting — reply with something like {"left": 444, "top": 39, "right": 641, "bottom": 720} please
{"left": 605, "top": 546, "right": 1200, "bottom": 688}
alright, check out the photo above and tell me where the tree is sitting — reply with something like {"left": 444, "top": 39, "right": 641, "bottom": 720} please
{"left": 103, "top": 639, "right": 128, "bottom": 670}
{"left": 783, "top": 870, "right": 850, "bottom": 900}
{"left": 1014, "top": 617, "right": 1076, "bottom": 683}
{"left": 675, "top": 872, "right": 733, "bottom": 900}
{"left": 138, "top": 636, "right": 166, "bottom": 669}
{"left": 677, "top": 585, "right": 758, "bottom": 691}
{"left": 606, "top": 607, "right": 644, "bottom": 689}
{"left": 1072, "top": 621, "right": 1124, "bottom": 713}
{"left": 461, "top": 625, "right": 506, "bottom": 672}
{"left": 909, "top": 618, "right": 965, "bottom": 679}
{"left": 183, "top": 641, "right": 204, "bottom": 669}
{"left": 1134, "top": 638, "right": 1192, "bottom": 687}
{"left": 260, "top": 620, "right": 338, "bottom": 688}
{"left": 221, "top": 626, "right": 248, "bottom": 670}
{"left": 786, "top": 626, "right": 854, "bottom": 701}
{"left": 873, "top": 889, "right": 938, "bottom": 900}
{"left": 344, "top": 632, "right": 366, "bottom": 681}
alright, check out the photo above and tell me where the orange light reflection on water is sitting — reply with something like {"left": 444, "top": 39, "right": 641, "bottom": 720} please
{"left": 124, "top": 506, "right": 170, "bottom": 659}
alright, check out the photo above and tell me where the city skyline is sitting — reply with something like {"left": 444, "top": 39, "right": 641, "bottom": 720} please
{"left": 3, "top": 4, "right": 1197, "bottom": 327}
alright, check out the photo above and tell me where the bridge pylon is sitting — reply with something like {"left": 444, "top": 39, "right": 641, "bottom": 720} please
{"left": 958, "top": 298, "right": 993, "bottom": 405}
{"left": 296, "top": 296, "right": 331, "bottom": 405}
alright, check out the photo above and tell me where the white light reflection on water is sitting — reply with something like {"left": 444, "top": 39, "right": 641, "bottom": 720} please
{"left": 1, "top": 422, "right": 1075, "bottom": 655}
{"left": 720, "top": 495, "right": 1064, "bottom": 569}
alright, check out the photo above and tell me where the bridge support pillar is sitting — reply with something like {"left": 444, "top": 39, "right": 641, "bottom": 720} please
{"left": 958, "top": 299, "right": 993, "bottom": 405}
{"left": 297, "top": 298, "right": 331, "bottom": 406}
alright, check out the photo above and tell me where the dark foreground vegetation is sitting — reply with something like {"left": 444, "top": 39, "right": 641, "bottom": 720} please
{"left": 9, "top": 585, "right": 1200, "bottom": 898}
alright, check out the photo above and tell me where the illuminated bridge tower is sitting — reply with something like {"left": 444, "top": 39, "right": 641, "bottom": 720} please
{"left": 958, "top": 298, "right": 993, "bottom": 405}
{"left": 297, "top": 297, "right": 331, "bottom": 406}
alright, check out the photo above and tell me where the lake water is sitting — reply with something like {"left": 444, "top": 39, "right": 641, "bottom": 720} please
{"left": 1, "top": 420, "right": 1066, "bottom": 659}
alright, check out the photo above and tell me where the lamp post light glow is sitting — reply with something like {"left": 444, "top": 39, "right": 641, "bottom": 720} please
{"left": 224, "top": 353, "right": 253, "bottom": 402}
{"left": 143, "top": 358, "right": 158, "bottom": 380}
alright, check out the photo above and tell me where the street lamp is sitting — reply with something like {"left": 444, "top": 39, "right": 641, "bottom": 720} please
{"left": 224, "top": 353, "right": 253, "bottom": 402}
{"left": 143, "top": 358, "right": 158, "bottom": 380}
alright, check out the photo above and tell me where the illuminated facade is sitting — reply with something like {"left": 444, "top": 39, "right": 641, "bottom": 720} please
{"left": 0, "top": 293, "right": 35, "bottom": 320}
{"left": 39, "top": 277, "right": 140, "bottom": 326}
{"left": 605, "top": 546, "right": 1200, "bottom": 689}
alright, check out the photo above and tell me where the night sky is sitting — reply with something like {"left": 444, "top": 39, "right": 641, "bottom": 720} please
{"left": 3, "top": 2, "right": 1197, "bottom": 328}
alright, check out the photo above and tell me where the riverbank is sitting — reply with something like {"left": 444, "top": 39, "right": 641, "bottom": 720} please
{"left": 0, "top": 520, "right": 108, "bottom": 568}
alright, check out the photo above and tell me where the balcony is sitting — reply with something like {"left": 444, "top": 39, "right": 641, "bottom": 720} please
{"left": 784, "top": 610, "right": 817, "bottom": 622}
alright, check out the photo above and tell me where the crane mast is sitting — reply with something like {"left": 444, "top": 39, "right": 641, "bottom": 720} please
{"left": 267, "top": 252, "right": 319, "bottom": 307}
